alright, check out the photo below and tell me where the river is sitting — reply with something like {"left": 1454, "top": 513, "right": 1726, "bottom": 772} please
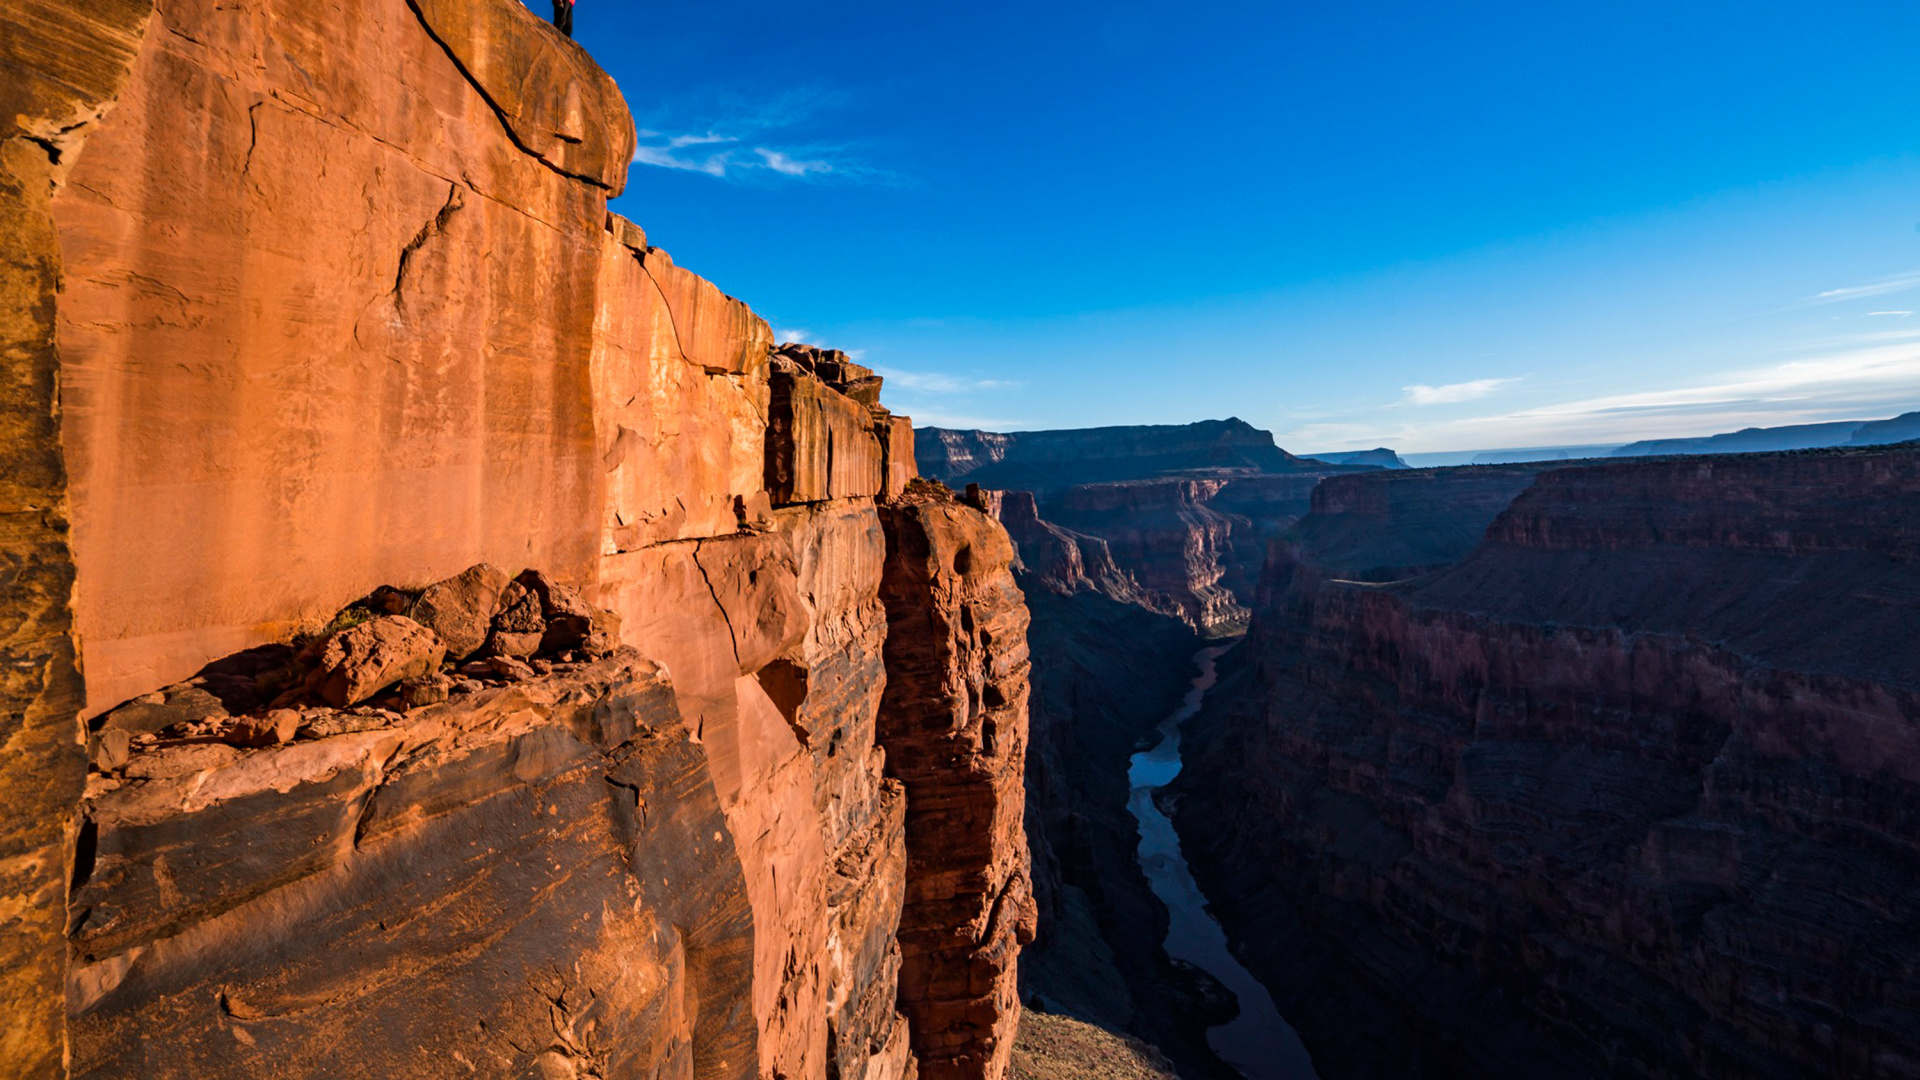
{"left": 1127, "top": 643, "right": 1320, "bottom": 1080}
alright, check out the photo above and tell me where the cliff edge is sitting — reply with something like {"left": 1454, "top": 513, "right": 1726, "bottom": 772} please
{"left": 0, "top": 2, "right": 1030, "bottom": 1077}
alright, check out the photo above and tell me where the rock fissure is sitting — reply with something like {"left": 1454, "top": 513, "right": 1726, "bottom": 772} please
{"left": 399, "top": 0, "right": 613, "bottom": 190}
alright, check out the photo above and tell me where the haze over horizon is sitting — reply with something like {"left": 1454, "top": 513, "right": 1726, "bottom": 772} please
{"left": 584, "top": 1, "right": 1920, "bottom": 454}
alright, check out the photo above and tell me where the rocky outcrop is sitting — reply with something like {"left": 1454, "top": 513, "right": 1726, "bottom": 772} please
{"left": 1174, "top": 446, "right": 1920, "bottom": 1080}
{"left": 879, "top": 494, "right": 1038, "bottom": 1080}
{"left": 70, "top": 652, "right": 759, "bottom": 1079}
{"left": 1, "top": 3, "right": 1030, "bottom": 1079}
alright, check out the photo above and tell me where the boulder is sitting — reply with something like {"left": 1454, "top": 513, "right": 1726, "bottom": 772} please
{"left": 487, "top": 656, "right": 536, "bottom": 683}
{"left": 487, "top": 580, "right": 547, "bottom": 658}
{"left": 225, "top": 710, "right": 300, "bottom": 749}
{"left": 88, "top": 729, "right": 132, "bottom": 773}
{"left": 100, "top": 686, "right": 231, "bottom": 737}
{"left": 306, "top": 616, "right": 447, "bottom": 708}
{"left": 397, "top": 673, "right": 454, "bottom": 709}
{"left": 406, "top": 563, "right": 510, "bottom": 659}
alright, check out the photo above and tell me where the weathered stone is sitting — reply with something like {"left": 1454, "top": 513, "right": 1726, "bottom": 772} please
{"left": 640, "top": 247, "right": 774, "bottom": 375}
{"left": 767, "top": 366, "right": 887, "bottom": 506}
{"left": 879, "top": 500, "right": 1036, "bottom": 1080}
{"left": 486, "top": 655, "right": 536, "bottom": 682}
{"left": 68, "top": 657, "right": 759, "bottom": 1080}
{"left": 396, "top": 673, "right": 453, "bottom": 708}
{"left": 88, "top": 729, "right": 132, "bottom": 773}
{"left": 223, "top": 709, "right": 299, "bottom": 749}
{"left": 879, "top": 414, "right": 919, "bottom": 499}
{"left": 408, "top": 0, "right": 636, "bottom": 190}
{"left": 486, "top": 580, "right": 547, "bottom": 658}
{"left": 306, "top": 617, "right": 446, "bottom": 708}
{"left": 100, "top": 686, "right": 230, "bottom": 737}
{"left": 5, "top": 3, "right": 1033, "bottom": 1078}
{"left": 406, "top": 563, "right": 510, "bottom": 659}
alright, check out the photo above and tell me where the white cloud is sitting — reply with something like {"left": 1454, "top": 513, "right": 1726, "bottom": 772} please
{"left": 902, "top": 407, "right": 1025, "bottom": 430}
{"left": 776, "top": 329, "right": 810, "bottom": 344}
{"left": 1401, "top": 377, "right": 1521, "bottom": 405}
{"left": 755, "top": 148, "right": 832, "bottom": 177}
{"left": 1810, "top": 270, "right": 1920, "bottom": 304}
{"left": 1391, "top": 337, "right": 1920, "bottom": 451}
{"left": 878, "top": 367, "right": 1022, "bottom": 395}
{"left": 632, "top": 131, "right": 734, "bottom": 177}
{"left": 629, "top": 91, "right": 888, "bottom": 184}
{"left": 1870, "top": 310, "right": 1914, "bottom": 317}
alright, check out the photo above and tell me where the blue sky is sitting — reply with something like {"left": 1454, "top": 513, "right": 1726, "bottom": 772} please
{"left": 577, "top": 1, "right": 1920, "bottom": 452}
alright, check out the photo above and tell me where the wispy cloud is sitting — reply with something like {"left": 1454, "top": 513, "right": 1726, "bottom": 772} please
{"left": 632, "top": 132, "right": 736, "bottom": 177}
{"left": 878, "top": 367, "right": 1023, "bottom": 395}
{"left": 1383, "top": 337, "right": 1920, "bottom": 451}
{"left": 1401, "top": 377, "right": 1521, "bottom": 405}
{"left": 1809, "top": 270, "right": 1920, "bottom": 305}
{"left": 776, "top": 328, "right": 810, "bottom": 344}
{"left": 630, "top": 90, "right": 889, "bottom": 184}
{"left": 1870, "top": 310, "right": 1914, "bottom": 317}
{"left": 756, "top": 148, "right": 832, "bottom": 177}
{"left": 902, "top": 408, "right": 1027, "bottom": 430}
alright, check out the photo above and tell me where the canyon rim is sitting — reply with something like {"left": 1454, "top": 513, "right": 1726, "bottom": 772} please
{"left": 5, "top": 3, "right": 1920, "bottom": 1080}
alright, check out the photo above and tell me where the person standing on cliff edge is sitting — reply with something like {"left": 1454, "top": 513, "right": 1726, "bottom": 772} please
{"left": 551, "top": 0, "right": 574, "bottom": 38}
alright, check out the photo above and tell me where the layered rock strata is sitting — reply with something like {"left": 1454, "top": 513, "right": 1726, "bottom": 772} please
{"left": 916, "top": 419, "right": 1310, "bottom": 492}
{"left": 878, "top": 494, "right": 1038, "bottom": 1080}
{"left": 71, "top": 651, "right": 759, "bottom": 1079}
{"left": 0, "top": 2, "right": 1025, "bottom": 1078}
{"left": 918, "top": 422, "right": 1349, "bottom": 637}
{"left": 1174, "top": 447, "right": 1920, "bottom": 1079}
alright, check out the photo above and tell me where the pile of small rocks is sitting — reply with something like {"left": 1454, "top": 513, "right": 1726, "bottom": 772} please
{"left": 88, "top": 565, "right": 623, "bottom": 769}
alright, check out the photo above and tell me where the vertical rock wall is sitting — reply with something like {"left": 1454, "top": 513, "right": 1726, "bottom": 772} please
{"left": 877, "top": 497, "right": 1037, "bottom": 1080}
{"left": 0, "top": 0, "right": 1031, "bottom": 1076}
{"left": 0, "top": 4, "right": 154, "bottom": 1075}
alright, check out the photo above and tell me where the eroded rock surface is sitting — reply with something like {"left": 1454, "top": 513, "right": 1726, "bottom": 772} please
{"left": 71, "top": 653, "right": 759, "bottom": 1080}
{"left": 879, "top": 494, "right": 1038, "bottom": 1080}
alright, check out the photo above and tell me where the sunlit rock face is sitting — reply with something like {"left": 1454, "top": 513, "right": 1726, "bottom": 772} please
{"left": 878, "top": 493, "right": 1037, "bottom": 1080}
{"left": 1174, "top": 446, "right": 1920, "bottom": 1080}
{"left": 1, "top": 2, "right": 1027, "bottom": 1078}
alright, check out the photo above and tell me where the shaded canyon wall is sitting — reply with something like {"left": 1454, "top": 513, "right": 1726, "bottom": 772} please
{"left": 1174, "top": 447, "right": 1920, "bottom": 1079}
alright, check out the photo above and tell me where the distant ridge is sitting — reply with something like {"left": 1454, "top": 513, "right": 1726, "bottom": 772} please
{"left": 1612, "top": 410, "right": 1920, "bottom": 457}
{"left": 914, "top": 417, "right": 1332, "bottom": 490}
{"left": 1302, "top": 447, "right": 1409, "bottom": 469}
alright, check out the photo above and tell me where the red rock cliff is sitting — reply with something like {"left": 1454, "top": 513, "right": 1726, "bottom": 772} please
{"left": 878, "top": 495, "right": 1037, "bottom": 1080}
{"left": 0, "top": 1, "right": 1025, "bottom": 1077}
{"left": 1173, "top": 447, "right": 1920, "bottom": 1079}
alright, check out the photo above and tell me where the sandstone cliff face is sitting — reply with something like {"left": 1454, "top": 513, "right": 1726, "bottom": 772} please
{"left": 0, "top": 3, "right": 155, "bottom": 1071}
{"left": 1174, "top": 447, "right": 1920, "bottom": 1080}
{"left": 0, "top": 2, "right": 1027, "bottom": 1078}
{"left": 878, "top": 496, "right": 1038, "bottom": 1080}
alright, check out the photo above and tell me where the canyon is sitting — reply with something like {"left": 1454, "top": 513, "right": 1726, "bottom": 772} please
{"left": 5, "top": 4, "right": 1916, "bottom": 1079}
{"left": 1174, "top": 446, "right": 1920, "bottom": 1079}
{"left": 2, "top": 2, "right": 1025, "bottom": 1078}
{"left": 929, "top": 423, "right": 1920, "bottom": 1080}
